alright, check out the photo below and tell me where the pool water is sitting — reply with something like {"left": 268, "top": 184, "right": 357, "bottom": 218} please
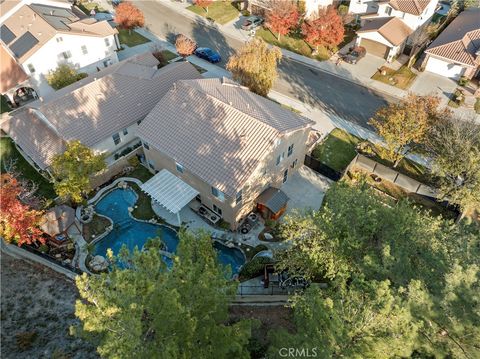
{"left": 92, "top": 188, "right": 245, "bottom": 275}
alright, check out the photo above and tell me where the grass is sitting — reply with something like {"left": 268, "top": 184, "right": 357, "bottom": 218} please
{"left": 475, "top": 98, "right": 480, "bottom": 114}
{"left": 77, "top": 1, "right": 107, "bottom": 15}
{"left": 372, "top": 65, "right": 417, "bottom": 90}
{"left": 338, "top": 26, "right": 356, "bottom": 49}
{"left": 1, "top": 96, "right": 11, "bottom": 114}
{"left": 83, "top": 215, "right": 111, "bottom": 243}
{"left": 187, "top": 2, "right": 239, "bottom": 25}
{"left": 117, "top": 29, "right": 151, "bottom": 48}
{"left": 191, "top": 63, "right": 207, "bottom": 74}
{"left": 161, "top": 50, "right": 178, "bottom": 62}
{"left": 130, "top": 183, "right": 157, "bottom": 220}
{"left": 128, "top": 165, "right": 154, "bottom": 183}
{"left": 311, "top": 128, "right": 362, "bottom": 172}
{"left": 0, "top": 137, "right": 56, "bottom": 200}
{"left": 256, "top": 28, "right": 330, "bottom": 61}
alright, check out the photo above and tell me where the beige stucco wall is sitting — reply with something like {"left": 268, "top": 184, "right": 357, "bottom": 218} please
{"left": 142, "top": 126, "right": 311, "bottom": 229}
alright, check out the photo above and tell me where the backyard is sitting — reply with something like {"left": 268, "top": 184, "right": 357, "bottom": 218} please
{"left": 372, "top": 65, "right": 417, "bottom": 90}
{"left": 118, "top": 29, "right": 151, "bottom": 47}
{"left": 77, "top": 1, "right": 107, "bottom": 15}
{"left": 187, "top": 1, "right": 239, "bottom": 24}
{"left": 1, "top": 96, "right": 11, "bottom": 114}
{"left": 82, "top": 214, "right": 111, "bottom": 243}
{"left": 0, "top": 137, "right": 56, "bottom": 200}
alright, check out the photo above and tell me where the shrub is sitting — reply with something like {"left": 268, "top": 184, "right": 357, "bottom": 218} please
{"left": 338, "top": 4, "right": 349, "bottom": 16}
{"left": 151, "top": 45, "right": 169, "bottom": 68}
{"left": 458, "top": 76, "right": 469, "bottom": 87}
{"left": 239, "top": 256, "right": 274, "bottom": 281}
{"left": 128, "top": 156, "right": 140, "bottom": 167}
{"left": 251, "top": 244, "right": 269, "bottom": 258}
{"left": 39, "top": 244, "right": 49, "bottom": 253}
{"left": 218, "top": 220, "right": 231, "bottom": 230}
{"left": 46, "top": 64, "right": 88, "bottom": 90}
{"left": 16, "top": 331, "right": 37, "bottom": 350}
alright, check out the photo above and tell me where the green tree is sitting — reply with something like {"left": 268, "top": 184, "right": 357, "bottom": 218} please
{"left": 425, "top": 117, "right": 480, "bottom": 218}
{"left": 369, "top": 94, "right": 441, "bottom": 167}
{"left": 269, "top": 278, "right": 419, "bottom": 358}
{"left": 51, "top": 140, "right": 106, "bottom": 203}
{"left": 226, "top": 39, "right": 282, "bottom": 97}
{"left": 74, "top": 232, "right": 251, "bottom": 358}
{"left": 46, "top": 64, "right": 88, "bottom": 90}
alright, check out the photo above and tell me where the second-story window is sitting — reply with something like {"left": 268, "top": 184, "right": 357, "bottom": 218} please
{"left": 112, "top": 133, "right": 121, "bottom": 145}
{"left": 287, "top": 144, "right": 294, "bottom": 157}
{"left": 276, "top": 152, "right": 285, "bottom": 166}
{"left": 143, "top": 141, "right": 150, "bottom": 150}
{"left": 27, "top": 64, "right": 35, "bottom": 73}
{"left": 123, "top": 128, "right": 128, "bottom": 136}
{"left": 62, "top": 51, "right": 72, "bottom": 59}
{"left": 81, "top": 45, "right": 88, "bottom": 55}
{"left": 385, "top": 6, "right": 392, "bottom": 15}
{"left": 56, "top": 36, "right": 63, "bottom": 42}
{"left": 105, "top": 38, "right": 111, "bottom": 47}
{"left": 211, "top": 187, "right": 225, "bottom": 202}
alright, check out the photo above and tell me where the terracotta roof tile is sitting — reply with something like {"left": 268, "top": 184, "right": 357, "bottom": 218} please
{"left": 358, "top": 16, "right": 413, "bottom": 46}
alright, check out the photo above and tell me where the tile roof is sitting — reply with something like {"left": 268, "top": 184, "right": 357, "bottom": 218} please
{"left": 0, "top": 44, "right": 28, "bottom": 92}
{"left": 2, "top": 55, "right": 202, "bottom": 169}
{"left": 425, "top": 8, "right": 480, "bottom": 67}
{"left": 388, "top": 0, "right": 431, "bottom": 16}
{"left": 1, "top": 3, "right": 117, "bottom": 62}
{"left": 358, "top": 16, "right": 413, "bottom": 46}
{"left": 137, "top": 78, "right": 313, "bottom": 197}
{"left": 40, "top": 205, "right": 76, "bottom": 236}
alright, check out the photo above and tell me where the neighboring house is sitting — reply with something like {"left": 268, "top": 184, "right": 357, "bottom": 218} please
{"left": 248, "top": 0, "right": 333, "bottom": 18}
{"left": 137, "top": 77, "right": 314, "bottom": 230}
{"left": 423, "top": 8, "right": 480, "bottom": 80}
{"left": 353, "top": 0, "right": 439, "bottom": 61}
{"left": 1, "top": 53, "right": 202, "bottom": 176}
{"left": 0, "top": 2, "right": 119, "bottom": 102}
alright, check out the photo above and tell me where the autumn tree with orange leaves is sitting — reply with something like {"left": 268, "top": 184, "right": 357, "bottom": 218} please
{"left": 0, "top": 174, "right": 44, "bottom": 246}
{"left": 266, "top": 1, "right": 299, "bottom": 41}
{"left": 302, "top": 5, "right": 344, "bottom": 53}
{"left": 115, "top": 2, "right": 145, "bottom": 34}
{"left": 175, "top": 34, "right": 197, "bottom": 59}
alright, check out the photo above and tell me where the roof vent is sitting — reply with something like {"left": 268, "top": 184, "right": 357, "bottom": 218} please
{"left": 181, "top": 102, "right": 187, "bottom": 108}
{"left": 229, "top": 101, "right": 233, "bottom": 105}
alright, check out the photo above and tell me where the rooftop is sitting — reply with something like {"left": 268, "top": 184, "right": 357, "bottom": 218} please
{"left": 358, "top": 16, "right": 413, "bottom": 46}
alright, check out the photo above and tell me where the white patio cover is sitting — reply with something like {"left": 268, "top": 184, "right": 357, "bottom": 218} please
{"left": 140, "top": 169, "right": 199, "bottom": 214}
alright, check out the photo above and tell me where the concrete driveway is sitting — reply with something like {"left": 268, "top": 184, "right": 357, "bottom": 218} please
{"left": 281, "top": 166, "right": 331, "bottom": 217}
{"left": 410, "top": 71, "right": 457, "bottom": 106}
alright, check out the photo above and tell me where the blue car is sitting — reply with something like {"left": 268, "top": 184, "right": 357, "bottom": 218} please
{"left": 194, "top": 47, "right": 221, "bottom": 63}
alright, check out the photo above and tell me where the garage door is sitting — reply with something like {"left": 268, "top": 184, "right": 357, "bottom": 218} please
{"left": 360, "top": 38, "right": 389, "bottom": 59}
{"left": 425, "top": 56, "right": 466, "bottom": 80}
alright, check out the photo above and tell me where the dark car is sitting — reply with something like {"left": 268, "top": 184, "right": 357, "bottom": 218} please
{"left": 241, "top": 16, "right": 264, "bottom": 31}
{"left": 343, "top": 46, "right": 366, "bottom": 64}
{"left": 194, "top": 47, "right": 221, "bottom": 63}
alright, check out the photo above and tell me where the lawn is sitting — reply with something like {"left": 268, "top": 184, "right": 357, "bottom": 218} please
{"left": 372, "top": 65, "right": 417, "bottom": 90}
{"left": 77, "top": 1, "right": 107, "bottom": 15}
{"left": 1, "top": 96, "right": 11, "bottom": 114}
{"left": 128, "top": 165, "right": 154, "bottom": 183}
{"left": 187, "top": 1, "right": 239, "bottom": 24}
{"left": 475, "top": 98, "right": 480, "bottom": 114}
{"left": 338, "top": 26, "right": 356, "bottom": 49}
{"left": 256, "top": 28, "right": 330, "bottom": 61}
{"left": 0, "top": 137, "right": 56, "bottom": 200}
{"left": 161, "top": 50, "right": 178, "bottom": 62}
{"left": 311, "top": 128, "right": 362, "bottom": 172}
{"left": 117, "top": 29, "right": 151, "bottom": 48}
{"left": 448, "top": 89, "right": 465, "bottom": 108}
{"left": 83, "top": 214, "right": 111, "bottom": 243}
{"left": 130, "top": 183, "right": 157, "bottom": 221}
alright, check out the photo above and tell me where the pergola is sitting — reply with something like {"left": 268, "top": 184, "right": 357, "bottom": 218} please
{"left": 140, "top": 169, "right": 199, "bottom": 225}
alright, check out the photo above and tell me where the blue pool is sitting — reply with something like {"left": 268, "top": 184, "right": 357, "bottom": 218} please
{"left": 92, "top": 188, "right": 245, "bottom": 275}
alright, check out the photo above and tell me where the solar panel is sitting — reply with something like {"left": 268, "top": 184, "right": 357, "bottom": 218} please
{"left": 0, "top": 25, "right": 16, "bottom": 45}
{"left": 9, "top": 32, "right": 39, "bottom": 58}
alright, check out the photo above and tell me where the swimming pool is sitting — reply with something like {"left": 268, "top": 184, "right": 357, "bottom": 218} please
{"left": 92, "top": 187, "right": 245, "bottom": 275}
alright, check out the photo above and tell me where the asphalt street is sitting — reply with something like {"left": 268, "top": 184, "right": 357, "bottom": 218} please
{"left": 136, "top": 1, "right": 395, "bottom": 128}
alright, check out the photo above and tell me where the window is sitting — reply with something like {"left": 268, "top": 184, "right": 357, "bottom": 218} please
{"left": 123, "top": 128, "right": 128, "bottom": 136}
{"left": 105, "top": 38, "right": 110, "bottom": 47}
{"left": 283, "top": 169, "right": 288, "bottom": 183}
{"left": 27, "top": 63, "right": 35, "bottom": 73}
{"left": 276, "top": 152, "right": 285, "bottom": 166}
{"left": 137, "top": 119, "right": 142, "bottom": 125}
{"left": 385, "top": 6, "right": 392, "bottom": 15}
{"left": 287, "top": 144, "right": 294, "bottom": 157}
{"left": 211, "top": 187, "right": 225, "bottom": 201}
{"left": 62, "top": 51, "right": 72, "bottom": 59}
{"left": 213, "top": 204, "right": 222, "bottom": 216}
{"left": 56, "top": 37, "right": 63, "bottom": 42}
{"left": 292, "top": 159, "right": 298, "bottom": 168}
{"left": 235, "top": 189, "right": 243, "bottom": 205}
{"left": 143, "top": 141, "right": 150, "bottom": 150}
{"left": 112, "top": 133, "right": 121, "bottom": 145}
{"left": 148, "top": 160, "right": 155, "bottom": 170}
{"left": 175, "top": 162, "right": 184, "bottom": 173}
{"left": 81, "top": 45, "right": 88, "bottom": 55}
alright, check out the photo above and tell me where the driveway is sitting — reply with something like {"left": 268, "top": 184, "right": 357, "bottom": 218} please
{"left": 410, "top": 71, "right": 457, "bottom": 106}
{"left": 281, "top": 166, "right": 331, "bottom": 216}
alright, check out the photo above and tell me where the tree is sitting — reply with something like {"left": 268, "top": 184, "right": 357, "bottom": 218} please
{"left": 51, "top": 141, "right": 106, "bottom": 204}
{"left": 74, "top": 232, "right": 251, "bottom": 358}
{"left": 114, "top": 2, "right": 145, "bottom": 34}
{"left": 266, "top": 0, "right": 299, "bottom": 41}
{"left": 175, "top": 34, "right": 197, "bottom": 59}
{"left": 269, "top": 278, "right": 418, "bottom": 358}
{"left": 150, "top": 45, "right": 168, "bottom": 68}
{"left": 301, "top": 5, "right": 344, "bottom": 52}
{"left": 425, "top": 117, "right": 480, "bottom": 217}
{"left": 0, "top": 174, "right": 44, "bottom": 246}
{"left": 226, "top": 38, "right": 282, "bottom": 97}
{"left": 46, "top": 64, "right": 88, "bottom": 90}
{"left": 369, "top": 94, "right": 441, "bottom": 167}
{"left": 194, "top": 0, "right": 213, "bottom": 13}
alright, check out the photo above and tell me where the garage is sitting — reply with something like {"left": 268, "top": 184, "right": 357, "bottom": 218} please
{"left": 360, "top": 38, "right": 390, "bottom": 59}
{"left": 425, "top": 56, "right": 466, "bottom": 80}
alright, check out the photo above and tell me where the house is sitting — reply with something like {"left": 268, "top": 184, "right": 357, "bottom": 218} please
{"left": 352, "top": 0, "right": 439, "bottom": 61}
{"left": 1, "top": 53, "right": 202, "bottom": 177}
{"left": 137, "top": 77, "right": 314, "bottom": 230}
{"left": 247, "top": 0, "right": 333, "bottom": 18}
{"left": 0, "top": 2, "right": 119, "bottom": 103}
{"left": 423, "top": 8, "right": 480, "bottom": 80}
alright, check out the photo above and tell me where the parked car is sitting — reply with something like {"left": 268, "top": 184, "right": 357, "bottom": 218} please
{"left": 194, "top": 47, "right": 221, "bottom": 63}
{"left": 241, "top": 16, "right": 264, "bottom": 31}
{"left": 343, "top": 46, "right": 366, "bottom": 64}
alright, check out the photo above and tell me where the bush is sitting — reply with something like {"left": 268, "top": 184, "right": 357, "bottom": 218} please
{"left": 458, "top": 76, "right": 469, "bottom": 87}
{"left": 16, "top": 331, "right": 37, "bottom": 350}
{"left": 128, "top": 156, "right": 140, "bottom": 167}
{"left": 251, "top": 244, "right": 269, "bottom": 258}
{"left": 218, "top": 220, "right": 231, "bottom": 230}
{"left": 46, "top": 64, "right": 88, "bottom": 90}
{"left": 151, "top": 46, "right": 169, "bottom": 68}
{"left": 338, "top": 4, "right": 349, "bottom": 16}
{"left": 39, "top": 244, "right": 49, "bottom": 253}
{"left": 239, "top": 256, "right": 274, "bottom": 281}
